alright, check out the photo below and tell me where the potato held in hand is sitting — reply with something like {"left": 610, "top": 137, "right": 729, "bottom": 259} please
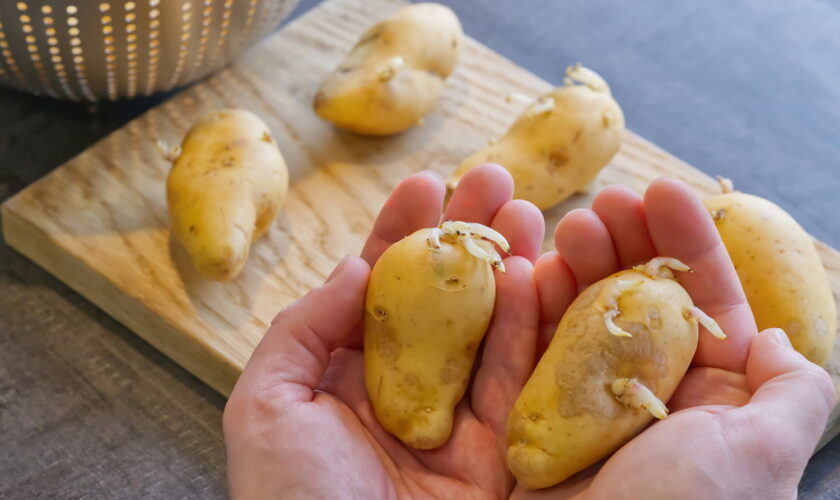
{"left": 507, "top": 258, "right": 725, "bottom": 489}
{"left": 167, "top": 109, "right": 289, "bottom": 281}
{"left": 705, "top": 181, "right": 836, "bottom": 365}
{"left": 365, "top": 221, "right": 509, "bottom": 449}
{"left": 451, "top": 64, "right": 624, "bottom": 210}
{"left": 314, "top": 3, "right": 463, "bottom": 135}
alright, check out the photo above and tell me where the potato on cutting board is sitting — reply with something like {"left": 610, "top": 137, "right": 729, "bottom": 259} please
{"left": 167, "top": 109, "right": 289, "bottom": 281}
{"left": 450, "top": 64, "right": 624, "bottom": 210}
{"left": 314, "top": 2, "right": 463, "bottom": 135}
{"left": 705, "top": 180, "right": 837, "bottom": 365}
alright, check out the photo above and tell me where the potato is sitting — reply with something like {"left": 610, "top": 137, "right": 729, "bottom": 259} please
{"left": 507, "top": 258, "right": 725, "bottom": 489}
{"left": 365, "top": 221, "right": 509, "bottom": 449}
{"left": 705, "top": 183, "right": 836, "bottom": 365}
{"left": 167, "top": 109, "right": 288, "bottom": 281}
{"left": 313, "top": 3, "right": 463, "bottom": 135}
{"left": 450, "top": 64, "right": 624, "bottom": 210}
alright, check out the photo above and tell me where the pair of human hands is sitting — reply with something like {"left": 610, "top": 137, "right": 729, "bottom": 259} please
{"left": 223, "top": 165, "right": 835, "bottom": 500}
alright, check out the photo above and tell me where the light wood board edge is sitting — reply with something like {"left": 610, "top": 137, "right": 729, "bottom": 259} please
{"left": 2, "top": 204, "right": 240, "bottom": 395}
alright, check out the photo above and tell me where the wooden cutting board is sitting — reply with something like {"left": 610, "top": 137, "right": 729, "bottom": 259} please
{"left": 3, "top": 0, "right": 840, "bottom": 447}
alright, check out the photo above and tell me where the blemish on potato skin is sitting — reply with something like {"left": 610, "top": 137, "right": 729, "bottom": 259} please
{"left": 552, "top": 281, "right": 669, "bottom": 419}
{"left": 439, "top": 356, "right": 460, "bottom": 384}
{"left": 546, "top": 150, "right": 569, "bottom": 172}
{"left": 646, "top": 306, "right": 662, "bottom": 329}
{"left": 367, "top": 312, "right": 400, "bottom": 365}
{"left": 373, "top": 305, "right": 388, "bottom": 321}
{"left": 403, "top": 372, "right": 419, "bottom": 387}
{"left": 410, "top": 436, "right": 438, "bottom": 450}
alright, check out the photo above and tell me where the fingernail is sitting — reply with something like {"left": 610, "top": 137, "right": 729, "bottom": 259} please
{"left": 326, "top": 256, "right": 349, "bottom": 284}
{"left": 772, "top": 328, "right": 793, "bottom": 349}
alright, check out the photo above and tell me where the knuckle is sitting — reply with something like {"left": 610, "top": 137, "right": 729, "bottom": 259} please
{"left": 223, "top": 380, "right": 295, "bottom": 438}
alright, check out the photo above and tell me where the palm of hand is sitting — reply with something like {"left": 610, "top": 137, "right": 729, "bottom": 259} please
{"left": 225, "top": 166, "right": 544, "bottom": 499}
{"left": 225, "top": 166, "right": 832, "bottom": 500}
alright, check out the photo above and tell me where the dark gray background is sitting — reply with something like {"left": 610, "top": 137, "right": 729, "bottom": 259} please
{"left": 1, "top": 0, "right": 838, "bottom": 498}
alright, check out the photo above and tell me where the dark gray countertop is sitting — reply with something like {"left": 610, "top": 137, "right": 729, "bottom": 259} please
{"left": 1, "top": 0, "right": 838, "bottom": 498}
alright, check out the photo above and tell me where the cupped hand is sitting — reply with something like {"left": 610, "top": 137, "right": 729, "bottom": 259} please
{"left": 514, "top": 179, "right": 835, "bottom": 499}
{"left": 223, "top": 165, "right": 544, "bottom": 499}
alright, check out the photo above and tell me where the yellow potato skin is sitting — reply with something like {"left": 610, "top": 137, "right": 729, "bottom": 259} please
{"left": 452, "top": 81, "right": 624, "bottom": 210}
{"left": 167, "top": 109, "right": 288, "bottom": 281}
{"left": 507, "top": 270, "right": 697, "bottom": 489}
{"left": 314, "top": 3, "right": 462, "bottom": 135}
{"left": 705, "top": 192, "right": 836, "bottom": 365}
{"left": 365, "top": 228, "right": 494, "bottom": 449}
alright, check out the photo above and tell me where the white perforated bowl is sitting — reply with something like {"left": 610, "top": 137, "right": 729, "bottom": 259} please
{"left": 0, "top": 0, "right": 299, "bottom": 101}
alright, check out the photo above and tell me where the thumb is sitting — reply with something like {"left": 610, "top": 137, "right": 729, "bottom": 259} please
{"left": 231, "top": 255, "right": 370, "bottom": 411}
{"left": 743, "top": 328, "right": 836, "bottom": 453}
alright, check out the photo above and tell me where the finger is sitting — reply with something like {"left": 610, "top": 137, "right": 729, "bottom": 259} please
{"left": 643, "top": 178, "right": 757, "bottom": 371}
{"left": 534, "top": 252, "right": 577, "bottom": 352}
{"left": 739, "top": 328, "right": 835, "bottom": 463}
{"left": 232, "top": 256, "right": 371, "bottom": 412}
{"left": 745, "top": 329, "right": 836, "bottom": 412}
{"left": 443, "top": 163, "right": 514, "bottom": 225}
{"left": 360, "top": 171, "right": 445, "bottom": 266}
{"left": 472, "top": 257, "right": 539, "bottom": 434}
{"left": 591, "top": 184, "right": 656, "bottom": 268}
{"left": 554, "top": 208, "right": 619, "bottom": 291}
{"left": 490, "top": 199, "right": 544, "bottom": 262}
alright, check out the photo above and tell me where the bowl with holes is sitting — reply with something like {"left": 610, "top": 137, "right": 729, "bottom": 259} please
{"left": 0, "top": 0, "right": 299, "bottom": 101}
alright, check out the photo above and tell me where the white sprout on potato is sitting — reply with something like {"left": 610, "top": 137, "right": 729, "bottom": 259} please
{"left": 526, "top": 96, "right": 556, "bottom": 117}
{"left": 505, "top": 92, "right": 534, "bottom": 106}
{"left": 565, "top": 63, "right": 609, "bottom": 92}
{"left": 378, "top": 56, "right": 406, "bottom": 81}
{"left": 611, "top": 378, "right": 668, "bottom": 419}
{"left": 602, "top": 111, "right": 616, "bottom": 128}
{"left": 629, "top": 257, "right": 727, "bottom": 340}
{"left": 504, "top": 92, "right": 555, "bottom": 118}
{"left": 596, "top": 279, "right": 642, "bottom": 338}
{"left": 156, "top": 139, "right": 182, "bottom": 163}
{"left": 458, "top": 222, "right": 511, "bottom": 254}
{"left": 426, "top": 220, "right": 510, "bottom": 272}
{"left": 633, "top": 257, "right": 693, "bottom": 280}
{"left": 463, "top": 235, "right": 496, "bottom": 266}
{"left": 687, "top": 306, "right": 727, "bottom": 340}
{"left": 427, "top": 227, "right": 443, "bottom": 249}
{"left": 716, "top": 176, "right": 735, "bottom": 194}
{"left": 603, "top": 309, "right": 630, "bottom": 338}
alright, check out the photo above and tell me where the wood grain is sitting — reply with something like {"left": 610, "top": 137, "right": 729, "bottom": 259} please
{"left": 2, "top": 0, "right": 840, "bottom": 446}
